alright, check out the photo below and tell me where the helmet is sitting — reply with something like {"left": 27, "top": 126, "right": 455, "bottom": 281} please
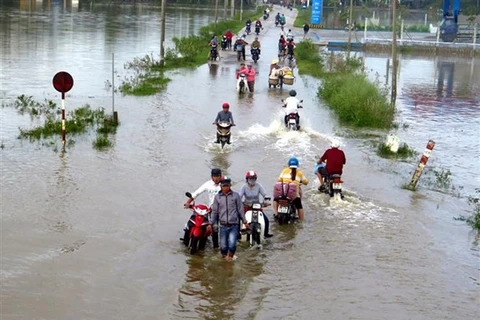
{"left": 289, "top": 90, "right": 297, "bottom": 97}
{"left": 222, "top": 102, "right": 230, "bottom": 109}
{"left": 330, "top": 140, "right": 340, "bottom": 148}
{"left": 288, "top": 157, "right": 299, "bottom": 168}
{"left": 220, "top": 176, "right": 231, "bottom": 185}
{"left": 245, "top": 170, "right": 257, "bottom": 179}
{"left": 193, "top": 204, "right": 210, "bottom": 216}
{"left": 211, "top": 168, "right": 222, "bottom": 176}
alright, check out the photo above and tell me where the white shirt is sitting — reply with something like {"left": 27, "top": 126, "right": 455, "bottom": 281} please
{"left": 191, "top": 179, "right": 221, "bottom": 207}
{"left": 284, "top": 96, "right": 301, "bottom": 115}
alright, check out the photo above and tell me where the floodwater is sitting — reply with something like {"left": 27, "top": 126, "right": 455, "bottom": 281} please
{"left": 1, "top": 2, "right": 479, "bottom": 320}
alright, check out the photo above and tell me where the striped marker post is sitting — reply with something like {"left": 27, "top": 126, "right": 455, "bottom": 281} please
{"left": 52, "top": 72, "right": 74, "bottom": 151}
{"left": 408, "top": 140, "right": 436, "bottom": 190}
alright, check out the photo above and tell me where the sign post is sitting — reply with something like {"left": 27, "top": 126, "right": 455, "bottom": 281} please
{"left": 310, "top": 0, "right": 323, "bottom": 28}
{"left": 52, "top": 71, "right": 74, "bottom": 151}
{"left": 408, "top": 140, "right": 436, "bottom": 190}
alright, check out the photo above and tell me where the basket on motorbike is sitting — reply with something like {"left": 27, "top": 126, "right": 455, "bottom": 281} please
{"left": 268, "top": 77, "right": 279, "bottom": 85}
{"left": 283, "top": 76, "right": 295, "bottom": 85}
{"left": 273, "top": 181, "right": 297, "bottom": 200}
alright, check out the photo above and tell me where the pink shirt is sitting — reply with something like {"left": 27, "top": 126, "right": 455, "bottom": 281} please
{"left": 245, "top": 67, "right": 256, "bottom": 82}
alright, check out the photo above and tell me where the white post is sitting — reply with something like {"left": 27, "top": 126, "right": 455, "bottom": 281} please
{"left": 112, "top": 53, "right": 115, "bottom": 113}
{"left": 364, "top": 17, "right": 368, "bottom": 42}
{"left": 436, "top": 26, "right": 440, "bottom": 44}
{"left": 424, "top": 13, "right": 427, "bottom": 26}
{"left": 473, "top": 23, "right": 477, "bottom": 46}
{"left": 400, "top": 19, "right": 404, "bottom": 45}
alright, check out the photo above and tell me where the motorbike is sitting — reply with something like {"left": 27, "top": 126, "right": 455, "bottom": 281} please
{"left": 181, "top": 192, "right": 212, "bottom": 255}
{"left": 263, "top": 12, "right": 269, "bottom": 20}
{"left": 246, "top": 23, "right": 251, "bottom": 35}
{"left": 210, "top": 45, "right": 218, "bottom": 61}
{"left": 276, "top": 196, "right": 297, "bottom": 225}
{"left": 255, "top": 25, "right": 261, "bottom": 36}
{"left": 281, "top": 99, "right": 303, "bottom": 131}
{"left": 237, "top": 73, "right": 248, "bottom": 94}
{"left": 216, "top": 121, "right": 232, "bottom": 148}
{"left": 251, "top": 47, "right": 260, "bottom": 63}
{"left": 323, "top": 174, "right": 344, "bottom": 200}
{"left": 239, "top": 198, "right": 271, "bottom": 247}
{"left": 235, "top": 43, "right": 244, "bottom": 61}
{"left": 221, "top": 37, "right": 227, "bottom": 50}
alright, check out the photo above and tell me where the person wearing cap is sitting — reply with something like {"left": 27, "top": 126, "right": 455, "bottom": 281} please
{"left": 273, "top": 157, "right": 309, "bottom": 220}
{"left": 245, "top": 64, "right": 257, "bottom": 93}
{"left": 320, "top": 140, "right": 346, "bottom": 178}
{"left": 213, "top": 102, "right": 235, "bottom": 144}
{"left": 184, "top": 168, "right": 224, "bottom": 248}
{"left": 209, "top": 176, "right": 249, "bottom": 260}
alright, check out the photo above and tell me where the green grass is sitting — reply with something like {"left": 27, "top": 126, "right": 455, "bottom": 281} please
{"left": 377, "top": 142, "right": 416, "bottom": 159}
{"left": 293, "top": 6, "right": 311, "bottom": 28}
{"left": 295, "top": 40, "right": 324, "bottom": 77}
{"left": 318, "top": 72, "right": 394, "bottom": 128}
{"left": 454, "top": 188, "right": 480, "bottom": 232}
{"left": 93, "top": 135, "right": 113, "bottom": 150}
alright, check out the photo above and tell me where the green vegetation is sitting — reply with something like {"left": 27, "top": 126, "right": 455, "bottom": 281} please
{"left": 455, "top": 189, "right": 480, "bottom": 232}
{"left": 93, "top": 135, "right": 113, "bottom": 150}
{"left": 295, "top": 40, "right": 324, "bottom": 77}
{"left": 10, "top": 96, "right": 118, "bottom": 150}
{"left": 293, "top": 6, "right": 311, "bottom": 28}
{"left": 119, "top": 6, "right": 266, "bottom": 96}
{"left": 377, "top": 142, "right": 416, "bottom": 159}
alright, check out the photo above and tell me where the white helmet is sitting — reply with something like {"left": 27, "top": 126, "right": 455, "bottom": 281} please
{"left": 330, "top": 139, "right": 340, "bottom": 148}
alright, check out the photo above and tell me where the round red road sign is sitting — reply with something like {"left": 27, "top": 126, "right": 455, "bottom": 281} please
{"left": 52, "top": 72, "right": 74, "bottom": 93}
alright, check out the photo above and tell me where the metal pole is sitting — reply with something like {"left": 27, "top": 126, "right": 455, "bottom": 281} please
{"left": 400, "top": 19, "right": 404, "bottom": 45}
{"left": 231, "top": 0, "right": 235, "bottom": 19}
{"left": 364, "top": 17, "right": 368, "bottom": 42}
{"left": 424, "top": 13, "right": 427, "bottom": 26}
{"left": 160, "top": 0, "right": 166, "bottom": 67}
{"left": 240, "top": 0, "right": 243, "bottom": 22}
{"left": 346, "top": 0, "right": 353, "bottom": 58}
{"left": 112, "top": 52, "right": 115, "bottom": 114}
{"left": 407, "top": 140, "right": 436, "bottom": 190}
{"left": 215, "top": 0, "right": 219, "bottom": 27}
{"left": 223, "top": 0, "right": 227, "bottom": 20}
{"left": 61, "top": 93, "right": 66, "bottom": 151}
{"left": 391, "top": 0, "right": 398, "bottom": 108}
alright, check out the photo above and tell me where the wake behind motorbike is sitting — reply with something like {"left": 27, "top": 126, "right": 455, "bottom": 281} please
{"left": 216, "top": 121, "right": 233, "bottom": 148}
{"left": 181, "top": 192, "right": 212, "bottom": 255}
{"left": 239, "top": 198, "right": 271, "bottom": 247}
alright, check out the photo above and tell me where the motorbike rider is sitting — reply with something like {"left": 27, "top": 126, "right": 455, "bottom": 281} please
{"left": 286, "top": 29, "right": 294, "bottom": 41}
{"left": 273, "top": 157, "right": 309, "bottom": 220}
{"left": 286, "top": 39, "right": 296, "bottom": 59}
{"left": 238, "top": 171, "right": 273, "bottom": 238}
{"left": 320, "top": 139, "right": 346, "bottom": 179}
{"left": 213, "top": 102, "right": 235, "bottom": 144}
{"left": 279, "top": 14, "right": 286, "bottom": 25}
{"left": 245, "top": 18, "right": 252, "bottom": 33}
{"left": 245, "top": 64, "right": 257, "bottom": 93}
{"left": 207, "top": 35, "right": 220, "bottom": 59}
{"left": 236, "top": 62, "right": 248, "bottom": 79}
{"left": 234, "top": 36, "right": 248, "bottom": 61}
{"left": 255, "top": 19, "right": 263, "bottom": 31}
{"left": 251, "top": 36, "right": 261, "bottom": 55}
{"left": 282, "top": 89, "right": 301, "bottom": 129}
{"left": 183, "top": 168, "right": 223, "bottom": 248}
{"left": 209, "top": 176, "right": 249, "bottom": 260}
{"left": 275, "top": 12, "right": 281, "bottom": 25}
{"left": 224, "top": 29, "right": 233, "bottom": 49}
{"left": 278, "top": 36, "right": 286, "bottom": 59}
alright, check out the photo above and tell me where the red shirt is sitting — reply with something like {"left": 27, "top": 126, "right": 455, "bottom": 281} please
{"left": 225, "top": 31, "right": 233, "bottom": 41}
{"left": 320, "top": 148, "right": 346, "bottom": 175}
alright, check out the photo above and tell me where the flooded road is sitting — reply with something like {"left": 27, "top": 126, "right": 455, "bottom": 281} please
{"left": 1, "top": 2, "right": 479, "bottom": 320}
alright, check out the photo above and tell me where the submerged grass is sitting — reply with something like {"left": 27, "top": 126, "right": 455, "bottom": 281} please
{"left": 455, "top": 189, "right": 480, "bottom": 232}
{"left": 377, "top": 142, "right": 417, "bottom": 159}
{"left": 119, "top": 6, "right": 266, "bottom": 96}
{"left": 295, "top": 40, "right": 324, "bottom": 78}
{"left": 11, "top": 96, "right": 118, "bottom": 150}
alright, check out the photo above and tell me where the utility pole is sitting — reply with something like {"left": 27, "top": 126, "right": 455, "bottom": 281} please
{"left": 240, "top": 0, "right": 243, "bottom": 21}
{"left": 160, "top": 0, "right": 166, "bottom": 67}
{"left": 391, "top": 0, "right": 398, "bottom": 107}
{"left": 223, "top": 0, "right": 227, "bottom": 20}
{"left": 346, "top": 0, "right": 353, "bottom": 58}
{"left": 215, "top": 0, "right": 219, "bottom": 27}
{"left": 231, "top": 0, "right": 235, "bottom": 19}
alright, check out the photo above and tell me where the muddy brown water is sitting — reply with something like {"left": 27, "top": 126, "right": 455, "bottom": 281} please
{"left": 1, "top": 3, "right": 479, "bottom": 320}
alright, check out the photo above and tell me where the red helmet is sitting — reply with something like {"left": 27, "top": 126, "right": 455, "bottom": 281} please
{"left": 222, "top": 102, "right": 230, "bottom": 109}
{"left": 245, "top": 170, "right": 257, "bottom": 180}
